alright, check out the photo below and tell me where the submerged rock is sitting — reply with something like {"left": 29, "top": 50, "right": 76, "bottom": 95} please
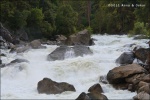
{"left": 37, "top": 78, "right": 75, "bottom": 94}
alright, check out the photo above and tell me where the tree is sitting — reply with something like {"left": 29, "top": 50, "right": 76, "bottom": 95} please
{"left": 55, "top": 4, "right": 78, "bottom": 37}
{"left": 27, "top": 8, "right": 44, "bottom": 27}
{"left": 9, "top": 10, "right": 30, "bottom": 31}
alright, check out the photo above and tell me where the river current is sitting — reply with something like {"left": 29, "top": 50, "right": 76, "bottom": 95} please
{"left": 1, "top": 35, "right": 149, "bottom": 99}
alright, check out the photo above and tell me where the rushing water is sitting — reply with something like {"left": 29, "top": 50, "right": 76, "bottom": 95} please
{"left": 64, "top": 48, "right": 75, "bottom": 59}
{"left": 1, "top": 35, "right": 149, "bottom": 99}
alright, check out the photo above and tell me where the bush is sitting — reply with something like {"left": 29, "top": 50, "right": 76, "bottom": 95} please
{"left": 129, "top": 22, "right": 148, "bottom": 36}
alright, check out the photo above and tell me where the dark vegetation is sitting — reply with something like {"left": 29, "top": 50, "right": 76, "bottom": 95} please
{"left": 0, "top": 0, "right": 150, "bottom": 40}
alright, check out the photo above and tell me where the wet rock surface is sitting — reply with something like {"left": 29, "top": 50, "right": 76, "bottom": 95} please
{"left": 37, "top": 78, "right": 76, "bottom": 94}
{"left": 47, "top": 45, "right": 93, "bottom": 61}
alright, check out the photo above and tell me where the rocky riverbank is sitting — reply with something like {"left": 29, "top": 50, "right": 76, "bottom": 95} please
{"left": 107, "top": 41, "right": 150, "bottom": 99}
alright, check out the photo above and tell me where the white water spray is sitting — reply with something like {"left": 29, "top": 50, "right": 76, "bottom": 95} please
{"left": 64, "top": 48, "right": 75, "bottom": 59}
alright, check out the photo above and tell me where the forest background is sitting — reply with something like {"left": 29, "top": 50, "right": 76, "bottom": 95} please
{"left": 1, "top": 0, "right": 150, "bottom": 40}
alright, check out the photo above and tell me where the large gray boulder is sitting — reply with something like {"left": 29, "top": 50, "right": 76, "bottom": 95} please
{"left": 116, "top": 52, "right": 135, "bottom": 66}
{"left": 47, "top": 45, "right": 93, "bottom": 61}
{"left": 30, "top": 39, "right": 46, "bottom": 49}
{"left": 72, "top": 45, "right": 93, "bottom": 56}
{"left": 37, "top": 78, "right": 75, "bottom": 94}
{"left": 47, "top": 46, "right": 70, "bottom": 61}
{"left": 67, "top": 29, "right": 93, "bottom": 46}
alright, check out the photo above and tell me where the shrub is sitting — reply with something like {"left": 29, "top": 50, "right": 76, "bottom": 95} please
{"left": 129, "top": 22, "right": 148, "bottom": 36}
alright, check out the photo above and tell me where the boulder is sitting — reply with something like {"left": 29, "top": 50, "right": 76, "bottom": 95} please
{"left": 133, "top": 47, "right": 149, "bottom": 64}
{"left": 112, "top": 83, "right": 129, "bottom": 90}
{"left": 30, "top": 39, "right": 46, "bottom": 49}
{"left": 88, "top": 83, "right": 103, "bottom": 93}
{"left": 89, "top": 38, "right": 95, "bottom": 46}
{"left": 115, "top": 52, "right": 135, "bottom": 66}
{"left": 0, "top": 23, "right": 13, "bottom": 43}
{"left": 37, "top": 78, "right": 75, "bottom": 94}
{"left": 10, "top": 45, "right": 31, "bottom": 53}
{"left": 140, "top": 74, "right": 150, "bottom": 83}
{"left": 76, "top": 92, "right": 108, "bottom": 100}
{"left": 41, "top": 40, "right": 57, "bottom": 45}
{"left": 47, "top": 46, "right": 70, "bottom": 61}
{"left": 76, "top": 92, "right": 90, "bottom": 100}
{"left": 0, "top": 53, "right": 6, "bottom": 57}
{"left": 107, "top": 64, "right": 147, "bottom": 84}
{"left": 72, "top": 45, "right": 93, "bottom": 57}
{"left": 16, "top": 29, "right": 29, "bottom": 41}
{"left": 47, "top": 45, "right": 93, "bottom": 61}
{"left": 138, "top": 81, "right": 150, "bottom": 90}
{"left": 86, "top": 92, "right": 108, "bottom": 100}
{"left": 133, "top": 91, "right": 150, "bottom": 100}
{"left": 138, "top": 84, "right": 150, "bottom": 94}
{"left": 125, "top": 73, "right": 146, "bottom": 84}
{"left": 67, "top": 29, "right": 93, "bottom": 45}
{"left": 0, "top": 64, "right": 6, "bottom": 68}
{"left": 9, "top": 59, "right": 29, "bottom": 64}
{"left": 56, "top": 35, "right": 67, "bottom": 45}
{"left": 0, "top": 36, "right": 9, "bottom": 49}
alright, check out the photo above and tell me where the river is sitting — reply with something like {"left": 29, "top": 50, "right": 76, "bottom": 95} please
{"left": 1, "top": 35, "right": 149, "bottom": 99}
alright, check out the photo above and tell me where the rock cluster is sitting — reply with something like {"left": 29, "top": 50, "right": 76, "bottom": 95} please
{"left": 76, "top": 83, "right": 108, "bottom": 100}
{"left": 107, "top": 42, "right": 150, "bottom": 100}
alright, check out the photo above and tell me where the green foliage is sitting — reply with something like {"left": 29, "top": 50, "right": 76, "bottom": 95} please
{"left": 0, "top": 0, "right": 149, "bottom": 39}
{"left": 27, "top": 8, "right": 44, "bottom": 27}
{"left": 40, "top": 21, "right": 53, "bottom": 37}
{"left": 86, "top": 26, "right": 93, "bottom": 34}
{"left": 55, "top": 4, "right": 78, "bottom": 37}
{"left": 9, "top": 10, "right": 30, "bottom": 31}
{"left": 129, "top": 22, "right": 148, "bottom": 36}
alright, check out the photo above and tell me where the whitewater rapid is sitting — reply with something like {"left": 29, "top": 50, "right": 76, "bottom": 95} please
{"left": 1, "top": 35, "right": 149, "bottom": 99}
